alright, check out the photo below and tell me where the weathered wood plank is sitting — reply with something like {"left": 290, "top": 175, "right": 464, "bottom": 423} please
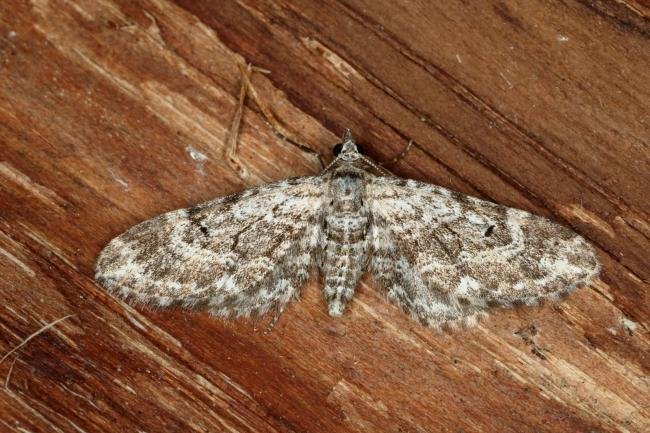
{"left": 0, "top": 1, "right": 648, "bottom": 432}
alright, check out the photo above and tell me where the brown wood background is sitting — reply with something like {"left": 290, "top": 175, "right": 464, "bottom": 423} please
{"left": 1, "top": 1, "right": 648, "bottom": 432}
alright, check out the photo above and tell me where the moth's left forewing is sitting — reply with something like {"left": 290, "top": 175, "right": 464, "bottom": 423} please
{"left": 365, "top": 177, "right": 600, "bottom": 328}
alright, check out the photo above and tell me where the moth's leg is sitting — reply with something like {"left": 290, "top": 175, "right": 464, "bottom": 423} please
{"left": 263, "top": 306, "right": 284, "bottom": 334}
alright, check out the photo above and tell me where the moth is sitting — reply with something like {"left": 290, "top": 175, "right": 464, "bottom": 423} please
{"left": 95, "top": 131, "right": 599, "bottom": 328}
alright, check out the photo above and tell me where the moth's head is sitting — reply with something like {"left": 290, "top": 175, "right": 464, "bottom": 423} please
{"left": 333, "top": 129, "right": 363, "bottom": 161}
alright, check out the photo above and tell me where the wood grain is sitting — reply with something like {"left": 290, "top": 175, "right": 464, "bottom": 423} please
{"left": 0, "top": 1, "right": 648, "bottom": 432}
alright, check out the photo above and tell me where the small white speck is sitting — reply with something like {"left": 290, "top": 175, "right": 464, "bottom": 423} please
{"left": 186, "top": 145, "right": 208, "bottom": 175}
{"left": 8, "top": 30, "right": 16, "bottom": 38}
{"left": 499, "top": 72, "right": 513, "bottom": 89}
{"left": 455, "top": 54, "right": 462, "bottom": 64}
{"left": 125, "top": 312, "right": 146, "bottom": 331}
{"left": 186, "top": 145, "right": 207, "bottom": 162}
{"left": 556, "top": 34, "right": 569, "bottom": 42}
{"left": 110, "top": 170, "right": 129, "bottom": 189}
{"left": 621, "top": 317, "right": 637, "bottom": 333}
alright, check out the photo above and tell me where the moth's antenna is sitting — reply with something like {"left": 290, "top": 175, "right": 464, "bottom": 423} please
{"left": 381, "top": 140, "right": 414, "bottom": 167}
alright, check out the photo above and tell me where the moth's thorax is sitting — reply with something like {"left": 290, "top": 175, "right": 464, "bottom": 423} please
{"left": 328, "top": 170, "right": 366, "bottom": 212}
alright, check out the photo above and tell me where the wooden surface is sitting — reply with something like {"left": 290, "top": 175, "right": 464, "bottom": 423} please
{"left": 1, "top": 1, "right": 648, "bottom": 432}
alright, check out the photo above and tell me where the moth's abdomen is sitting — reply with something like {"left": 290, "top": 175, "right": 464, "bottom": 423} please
{"left": 322, "top": 212, "right": 370, "bottom": 316}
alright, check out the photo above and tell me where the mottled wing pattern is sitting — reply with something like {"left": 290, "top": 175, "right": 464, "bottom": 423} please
{"left": 95, "top": 177, "right": 324, "bottom": 317}
{"left": 367, "top": 178, "right": 600, "bottom": 328}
